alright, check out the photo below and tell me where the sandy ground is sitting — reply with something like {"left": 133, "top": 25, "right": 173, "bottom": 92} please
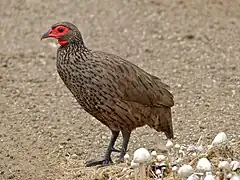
{"left": 0, "top": 0, "right": 240, "bottom": 179}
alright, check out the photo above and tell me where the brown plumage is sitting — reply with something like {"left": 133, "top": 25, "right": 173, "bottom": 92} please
{"left": 41, "top": 22, "right": 174, "bottom": 166}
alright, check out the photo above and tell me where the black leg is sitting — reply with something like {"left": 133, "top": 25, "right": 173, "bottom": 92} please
{"left": 103, "top": 131, "right": 120, "bottom": 160}
{"left": 119, "top": 130, "right": 131, "bottom": 159}
{"left": 85, "top": 130, "right": 120, "bottom": 167}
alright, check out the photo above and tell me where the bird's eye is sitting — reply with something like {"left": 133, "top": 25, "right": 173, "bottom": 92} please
{"left": 58, "top": 27, "right": 64, "bottom": 33}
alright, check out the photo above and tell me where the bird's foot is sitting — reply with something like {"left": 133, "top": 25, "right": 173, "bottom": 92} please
{"left": 85, "top": 158, "right": 113, "bottom": 167}
{"left": 85, "top": 147, "right": 121, "bottom": 167}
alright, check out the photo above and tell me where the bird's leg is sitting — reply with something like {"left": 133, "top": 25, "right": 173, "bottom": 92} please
{"left": 85, "top": 130, "right": 120, "bottom": 167}
{"left": 119, "top": 130, "right": 131, "bottom": 161}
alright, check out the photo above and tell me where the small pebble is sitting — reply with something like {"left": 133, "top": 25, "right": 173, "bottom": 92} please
{"left": 71, "top": 154, "right": 78, "bottom": 159}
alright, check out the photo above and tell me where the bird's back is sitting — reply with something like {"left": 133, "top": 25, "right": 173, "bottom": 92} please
{"left": 91, "top": 51, "right": 174, "bottom": 137}
{"left": 57, "top": 46, "right": 174, "bottom": 138}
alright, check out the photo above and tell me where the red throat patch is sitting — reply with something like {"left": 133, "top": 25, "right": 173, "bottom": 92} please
{"left": 58, "top": 40, "right": 69, "bottom": 46}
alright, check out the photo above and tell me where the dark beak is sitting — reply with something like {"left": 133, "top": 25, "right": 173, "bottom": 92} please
{"left": 41, "top": 29, "right": 52, "bottom": 40}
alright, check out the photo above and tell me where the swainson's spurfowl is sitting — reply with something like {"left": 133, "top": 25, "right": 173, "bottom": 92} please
{"left": 41, "top": 22, "right": 174, "bottom": 167}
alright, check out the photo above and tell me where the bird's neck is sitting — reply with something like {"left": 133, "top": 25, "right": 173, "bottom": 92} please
{"left": 57, "top": 40, "right": 91, "bottom": 64}
{"left": 60, "top": 37, "right": 87, "bottom": 50}
{"left": 59, "top": 34, "right": 87, "bottom": 49}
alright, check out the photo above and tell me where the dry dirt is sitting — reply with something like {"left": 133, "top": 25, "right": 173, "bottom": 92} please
{"left": 0, "top": 0, "right": 240, "bottom": 179}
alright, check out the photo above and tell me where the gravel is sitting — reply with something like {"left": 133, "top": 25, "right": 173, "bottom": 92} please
{"left": 0, "top": 0, "right": 239, "bottom": 179}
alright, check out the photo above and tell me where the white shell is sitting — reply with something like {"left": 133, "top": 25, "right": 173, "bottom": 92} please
{"left": 124, "top": 153, "right": 130, "bottom": 160}
{"left": 206, "top": 172, "right": 213, "bottom": 175}
{"left": 230, "top": 161, "right": 240, "bottom": 171}
{"left": 151, "top": 150, "right": 157, "bottom": 157}
{"left": 204, "top": 174, "right": 215, "bottom": 180}
{"left": 156, "top": 155, "right": 166, "bottom": 162}
{"left": 178, "top": 164, "right": 194, "bottom": 178}
{"left": 160, "top": 162, "right": 166, "bottom": 170}
{"left": 166, "top": 139, "right": 174, "bottom": 149}
{"left": 172, "top": 166, "right": 178, "bottom": 172}
{"left": 155, "top": 169, "right": 162, "bottom": 175}
{"left": 227, "top": 173, "right": 233, "bottom": 179}
{"left": 174, "top": 143, "right": 181, "bottom": 149}
{"left": 218, "top": 161, "right": 230, "bottom": 169}
{"left": 130, "top": 160, "right": 139, "bottom": 169}
{"left": 231, "top": 175, "right": 240, "bottom": 180}
{"left": 133, "top": 148, "right": 151, "bottom": 163}
{"left": 192, "top": 152, "right": 197, "bottom": 157}
{"left": 212, "top": 132, "right": 228, "bottom": 146}
{"left": 196, "top": 158, "right": 212, "bottom": 172}
{"left": 187, "top": 174, "right": 200, "bottom": 180}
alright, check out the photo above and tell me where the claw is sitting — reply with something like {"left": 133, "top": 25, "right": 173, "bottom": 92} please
{"left": 85, "top": 158, "right": 113, "bottom": 167}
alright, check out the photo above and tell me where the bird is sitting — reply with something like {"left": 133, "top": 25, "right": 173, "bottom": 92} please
{"left": 41, "top": 22, "right": 174, "bottom": 167}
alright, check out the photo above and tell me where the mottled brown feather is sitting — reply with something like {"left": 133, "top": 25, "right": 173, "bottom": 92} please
{"left": 54, "top": 22, "right": 174, "bottom": 139}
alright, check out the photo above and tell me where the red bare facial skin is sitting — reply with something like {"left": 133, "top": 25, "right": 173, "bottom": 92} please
{"left": 58, "top": 40, "right": 68, "bottom": 46}
{"left": 41, "top": 25, "right": 69, "bottom": 46}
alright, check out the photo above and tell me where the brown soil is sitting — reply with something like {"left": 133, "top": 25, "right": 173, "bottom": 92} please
{"left": 0, "top": 0, "right": 239, "bottom": 179}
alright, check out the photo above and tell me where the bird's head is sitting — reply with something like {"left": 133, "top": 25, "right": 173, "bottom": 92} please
{"left": 41, "top": 22, "right": 82, "bottom": 46}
